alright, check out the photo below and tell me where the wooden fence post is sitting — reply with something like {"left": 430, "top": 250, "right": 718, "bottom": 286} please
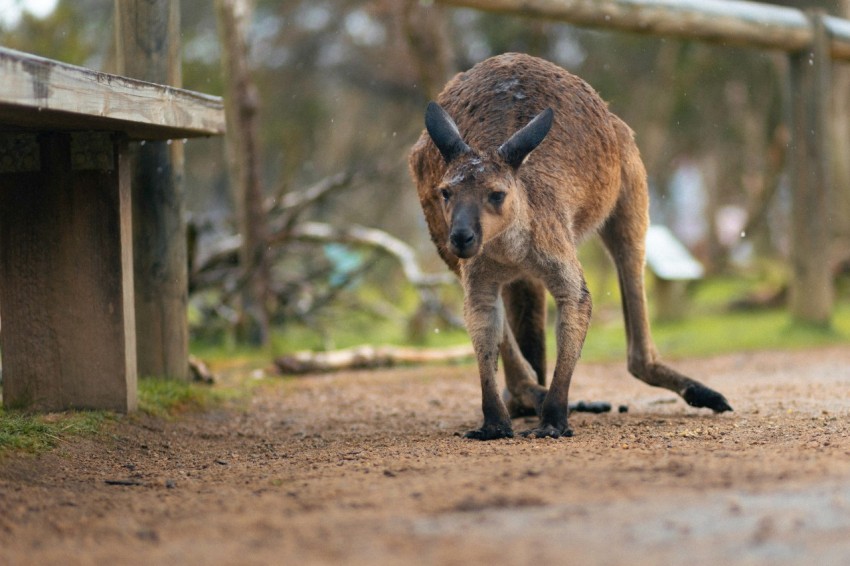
{"left": 788, "top": 11, "right": 834, "bottom": 326}
{"left": 115, "top": 0, "right": 190, "bottom": 379}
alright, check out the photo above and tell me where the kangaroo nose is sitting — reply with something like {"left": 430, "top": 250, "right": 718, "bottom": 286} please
{"left": 450, "top": 228, "right": 475, "bottom": 250}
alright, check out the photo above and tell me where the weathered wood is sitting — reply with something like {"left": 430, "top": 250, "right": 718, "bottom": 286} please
{"left": 116, "top": 0, "right": 190, "bottom": 380}
{"left": 789, "top": 13, "right": 834, "bottom": 325}
{"left": 435, "top": 0, "right": 850, "bottom": 60}
{"left": 0, "top": 133, "right": 137, "bottom": 412}
{"left": 0, "top": 46, "right": 223, "bottom": 140}
{"left": 0, "top": 9, "right": 224, "bottom": 411}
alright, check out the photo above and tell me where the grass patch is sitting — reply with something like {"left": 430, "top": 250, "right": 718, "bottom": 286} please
{"left": 193, "top": 281, "right": 850, "bottom": 367}
{"left": 0, "top": 377, "right": 242, "bottom": 457}
{"left": 240, "top": 275, "right": 850, "bottom": 364}
{"left": 582, "top": 304, "right": 849, "bottom": 362}
{"left": 191, "top": 312, "right": 471, "bottom": 365}
{"left": 136, "top": 377, "right": 242, "bottom": 418}
{"left": 0, "top": 409, "right": 110, "bottom": 456}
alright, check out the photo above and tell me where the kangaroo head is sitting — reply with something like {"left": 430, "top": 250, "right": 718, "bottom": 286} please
{"left": 424, "top": 102, "right": 553, "bottom": 259}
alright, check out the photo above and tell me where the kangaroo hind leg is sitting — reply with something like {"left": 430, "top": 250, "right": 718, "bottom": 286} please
{"left": 501, "top": 278, "right": 548, "bottom": 417}
{"left": 600, "top": 153, "right": 732, "bottom": 413}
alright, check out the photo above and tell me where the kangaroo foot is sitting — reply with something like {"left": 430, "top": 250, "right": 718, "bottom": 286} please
{"left": 520, "top": 422, "right": 573, "bottom": 439}
{"left": 520, "top": 424, "right": 573, "bottom": 439}
{"left": 636, "top": 362, "right": 733, "bottom": 414}
{"left": 463, "top": 421, "right": 514, "bottom": 441}
{"left": 503, "top": 385, "right": 548, "bottom": 418}
{"left": 682, "top": 383, "right": 733, "bottom": 413}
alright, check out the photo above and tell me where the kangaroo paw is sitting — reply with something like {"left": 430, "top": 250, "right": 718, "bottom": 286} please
{"left": 463, "top": 422, "right": 514, "bottom": 441}
{"left": 503, "top": 386, "right": 548, "bottom": 418}
{"left": 520, "top": 423, "right": 573, "bottom": 439}
{"left": 682, "top": 383, "right": 733, "bottom": 413}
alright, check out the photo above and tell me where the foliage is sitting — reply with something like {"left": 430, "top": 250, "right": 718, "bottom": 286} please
{"left": 0, "top": 0, "right": 112, "bottom": 67}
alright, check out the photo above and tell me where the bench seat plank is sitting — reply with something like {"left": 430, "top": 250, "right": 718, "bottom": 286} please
{"left": 0, "top": 46, "right": 224, "bottom": 140}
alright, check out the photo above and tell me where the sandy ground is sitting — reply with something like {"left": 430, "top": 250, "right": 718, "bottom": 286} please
{"left": 2, "top": 346, "right": 850, "bottom": 565}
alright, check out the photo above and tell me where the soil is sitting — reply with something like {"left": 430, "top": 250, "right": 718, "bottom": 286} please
{"left": 2, "top": 346, "right": 850, "bottom": 565}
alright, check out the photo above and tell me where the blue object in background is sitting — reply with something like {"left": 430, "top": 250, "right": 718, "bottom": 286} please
{"left": 323, "top": 244, "right": 364, "bottom": 286}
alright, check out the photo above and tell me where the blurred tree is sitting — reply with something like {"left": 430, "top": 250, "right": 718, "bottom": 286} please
{"left": 216, "top": 0, "right": 271, "bottom": 346}
{"left": 828, "top": 0, "right": 850, "bottom": 270}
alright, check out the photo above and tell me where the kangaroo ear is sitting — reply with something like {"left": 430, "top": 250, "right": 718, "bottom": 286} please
{"left": 425, "top": 102, "right": 471, "bottom": 164}
{"left": 498, "top": 108, "right": 554, "bottom": 169}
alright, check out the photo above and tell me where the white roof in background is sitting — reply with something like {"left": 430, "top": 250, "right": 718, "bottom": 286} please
{"left": 645, "top": 225, "right": 704, "bottom": 280}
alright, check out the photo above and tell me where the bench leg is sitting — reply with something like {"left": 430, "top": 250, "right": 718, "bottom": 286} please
{"left": 0, "top": 133, "right": 137, "bottom": 412}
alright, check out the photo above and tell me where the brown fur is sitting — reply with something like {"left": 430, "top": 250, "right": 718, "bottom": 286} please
{"left": 409, "top": 53, "right": 731, "bottom": 440}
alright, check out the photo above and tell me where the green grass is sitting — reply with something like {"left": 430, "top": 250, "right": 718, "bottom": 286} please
{"left": 0, "top": 377, "right": 239, "bottom": 457}
{"left": 192, "top": 275, "right": 850, "bottom": 366}
{"left": 582, "top": 302, "right": 850, "bottom": 362}
{"left": 580, "top": 273, "right": 850, "bottom": 361}
{"left": 0, "top": 409, "right": 110, "bottom": 455}
{"left": 3, "top": 275, "right": 848, "bottom": 457}
{"left": 136, "top": 377, "right": 236, "bottom": 418}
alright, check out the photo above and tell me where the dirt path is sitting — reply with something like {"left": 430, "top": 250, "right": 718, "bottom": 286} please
{"left": 2, "top": 346, "right": 850, "bottom": 565}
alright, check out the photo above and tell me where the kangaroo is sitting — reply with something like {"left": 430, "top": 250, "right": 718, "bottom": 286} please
{"left": 408, "top": 53, "right": 732, "bottom": 440}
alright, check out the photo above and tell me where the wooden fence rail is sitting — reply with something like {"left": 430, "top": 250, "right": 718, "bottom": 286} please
{"left": 437, "top": 0, "right": 850, "bottom": 59}
{"left": 436, "top": 0, "right": 845, "bottom": 325}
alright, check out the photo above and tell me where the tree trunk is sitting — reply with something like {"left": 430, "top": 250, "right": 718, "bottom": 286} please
{"left": 788, "top": 12, "right": 834, "bottom": 326}
{"left": 215, "top": 0, "right": 271, "bottom": 345}
{"left": 831, "top": 0, "right": 850, "bottom": 267}
{"left": 114, "top": 0, "right": 189, "bottom": 380}
{"left": 400, "top": 0, "right": 453, "bottom": 100}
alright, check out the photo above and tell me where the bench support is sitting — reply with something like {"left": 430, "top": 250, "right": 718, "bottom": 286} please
{"left": 117, "top": 0, "right": 190, "bottom": 381}
{"left": 0, "top": 132, "right": 137, "bottom": 412}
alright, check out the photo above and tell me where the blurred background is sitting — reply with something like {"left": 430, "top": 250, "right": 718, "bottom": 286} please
{"left": 2, "top": 0, "right": 849, "bottom": 363}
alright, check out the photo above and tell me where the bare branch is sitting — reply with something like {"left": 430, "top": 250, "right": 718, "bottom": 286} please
{"left": 287, "top": 222, "right": 455, "bottom": 288}
{"left": 267, "top": 170, "right": 357, "bottom": 217}
{"left": 192, "top": 221, "right": 453, "bottom": 291}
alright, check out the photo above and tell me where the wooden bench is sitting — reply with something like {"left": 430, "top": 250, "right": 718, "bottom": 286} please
{"left": 645, "top": 225, "right": 704, "bottom": 322}
{"left": 0, "top": 47, "right": 225, "bottom": 412}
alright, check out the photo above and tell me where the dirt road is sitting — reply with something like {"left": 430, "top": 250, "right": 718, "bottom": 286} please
{"left": 2, "top": 346, "right": 850, "bottom": 565}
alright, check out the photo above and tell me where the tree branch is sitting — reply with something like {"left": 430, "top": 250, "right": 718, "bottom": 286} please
{"left": 287, "top": 222, "right": 455, "bottom": 288}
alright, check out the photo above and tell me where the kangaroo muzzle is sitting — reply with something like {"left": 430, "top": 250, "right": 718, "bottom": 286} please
{"left": 448, "top": 205, "right": 481, "bottom": 259}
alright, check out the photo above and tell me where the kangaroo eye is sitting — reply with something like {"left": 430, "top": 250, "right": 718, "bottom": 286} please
{"left": 488, "top": 191, "right": 506, "bottom": 205}
{"left": 440, "top": 188, "right": 451, "bottom": 202}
